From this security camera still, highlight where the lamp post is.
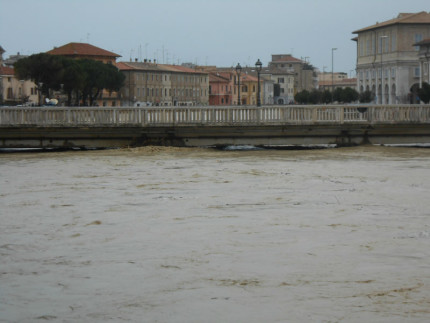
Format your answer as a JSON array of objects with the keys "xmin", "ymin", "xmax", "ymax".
[
  {"xmin": 255, "ymin": 59, "xmax": 262, "ymax": 106},
  {"xmin": 38, "ymin": 82, "xmax": 43, "ymax": 106},
  {"xmin": 235, "ymin": 63, "xmax": 242, "ymax": 105},
  {"xmin": 380, "ymin": 35, "xmax": 388, "ymax": 104},
  {"xmin": 331, "ymin": 48, "xmax": 337, "ymax": 102}
]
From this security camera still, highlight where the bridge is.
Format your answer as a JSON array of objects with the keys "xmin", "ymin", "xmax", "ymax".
[{"xmin": 1, "ymin": 105, "xmax": 430, "ymax": 148}]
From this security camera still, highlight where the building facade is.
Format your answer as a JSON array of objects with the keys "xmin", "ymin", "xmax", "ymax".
[
  {"xmin": 117, "ymin": 61, "xmax": 209, "ymax": 106},
  {"xmin": 0, "ymin": 47, "xmax": 38, "ymax": 106},
  {"xmin": 209, "ymin": 72, "xmax": 231, "ymax": 105},
  {"xmin": 415, "ymin": 38, "xmax": 430, "ymax": 86},
  {"xmin": 353, "ymin": 12, "xmax": 430, "ymax": 104},
  {"xmin": 261, "ymin": 68, "xmax": 295, "ymax": 104},
  {"xmin": 268, "ymin": 54, "xmax": 316, "ymax": 94}
]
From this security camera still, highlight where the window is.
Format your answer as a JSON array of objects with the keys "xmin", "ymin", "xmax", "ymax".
[
  {"xmin": 414, "ymin": 34, "xmax": 423, "ymax": 50},
  {"xmin": 414, "ymin": 67, "xmax": 420, "ymax": 77},
  {"xmin": 391, "ymin": 34, "xmax": 396, "ymax": 51},
  {"xmin": 391, "ymin": 68, "xmax": 396, "ymax": 78},
  {"xmin": 278, "ymin": 78, "xmax": 284, "ymax": 83},
  {"xmin": 366, "ymin": 38, "xmax": 371, "ymax": 56}
]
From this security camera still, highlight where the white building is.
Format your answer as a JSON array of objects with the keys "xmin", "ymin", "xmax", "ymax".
[{"xmin": 353, "ymin": 12, "xmax": 430, "ymax": 104}]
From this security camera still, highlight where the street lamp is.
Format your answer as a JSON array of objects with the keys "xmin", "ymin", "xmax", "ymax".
[
  {"xmin": 331, "ymin": 48, "xmax": 337, "ymax": 102},
  {"xmin": 380, "ymin": 35, "xmax": 388, "ymax": 104},
  {"xmin": 235, "ymin": 63, "xmax": 242, "ymax": 105},
  {"xmin": 255, "ymin": 59, "xmax": 262, "ymax": 107},
  {"xmin": 38, "ymin": 82, "xmax": 43, "ymax": 106}
]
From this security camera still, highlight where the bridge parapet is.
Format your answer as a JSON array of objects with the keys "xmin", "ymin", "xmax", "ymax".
[{"xmin": 1, "ymin": 105, "xmax": 429, "ymax": 127}]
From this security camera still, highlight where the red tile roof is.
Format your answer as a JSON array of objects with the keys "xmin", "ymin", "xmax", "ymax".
[
  {"xmin": 0, "ymin": 66, "xmax": 14, "ymax": 75},
  {"xmin": 47, "ymin": 42, "xmax": 120, "ymax": 58},
  {"xmin": 209, "ymin": 73, "xmax": 230, "ymax": 83},
  {"xmin": 117, "ymin": 61, "xmax": 208, "ymax": 75},
  {"xmin": 240, "ymin": 74, "xmax": 259, "ymax": 82},
  {"xmin": 353, "ymin": 11, "xmax": 430, "ymax": 33},
  {"xmin": 271, "ymin": 55, "xmax": 302, "ymax": 63}
]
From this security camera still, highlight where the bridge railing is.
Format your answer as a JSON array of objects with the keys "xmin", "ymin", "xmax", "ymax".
[{"xmin": 1, "ymin": 105, "xmax": 430, "ymax": 126}]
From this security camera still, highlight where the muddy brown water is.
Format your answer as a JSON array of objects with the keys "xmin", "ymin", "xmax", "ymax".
[{"xmin": 1, "ymin": 146, "xmax": 430, "ymax": 322}]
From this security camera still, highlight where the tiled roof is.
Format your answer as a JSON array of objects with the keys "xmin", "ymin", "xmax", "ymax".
[
  {"xmin": 240, "ymin": 74, "xmax": 259, "ymax": 82},
  {"xmin": 117, "ymin": 61, "xmax": 208, "ymax": 75},
  {"xmin": 209, "ymin": 73, "xmax": 230, "ymax": 83},
  {"xmin": 353, "ymin": 11, "xmax": 430, "ymax": 33},
  {"xmin": 162, "ymin": 64, "xmax": 207, "ymax": 74},
  {"xmin": 271, "ymin": 55, "xmax": 302, "ymax": 63},
  {"xmin": 116, "ymin": 62, "xmax": 138, "ymax": 71},
  {"xmin": 0, "ymin": 66, "xmax": 14, "ymax": 75},
  {"xmin": 47, "ymin": 42, "xmax": 120, "ymax": 58}
]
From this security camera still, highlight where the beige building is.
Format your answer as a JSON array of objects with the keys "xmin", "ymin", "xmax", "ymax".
[
  {"xmin": 118, "ymin": 61, "xmax": 209, "ymax": 106},
  {"xmin": 261, "ymin": 68, "xmax": 295, "ymax": 104},
  {"xmin": 268, "ymin": 54, "xmax": 316, "ymax": 94},
  {"xmin": 353, "ymin": 12, "xmax": 430, "ymax": 104},
  {"xmin": 0, "ymin": 47, "xmax": 38, "ymax": 106}
]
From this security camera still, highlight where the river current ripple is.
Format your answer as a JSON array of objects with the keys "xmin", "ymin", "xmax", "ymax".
[{"xmin": 1, "ymin": 146, "xmax": 430, "ymax": 322}]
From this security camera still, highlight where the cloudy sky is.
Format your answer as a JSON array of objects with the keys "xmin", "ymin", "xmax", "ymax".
[{"xmin": 1, "ymin": 0, "xmax": 428, "ymax": 75}]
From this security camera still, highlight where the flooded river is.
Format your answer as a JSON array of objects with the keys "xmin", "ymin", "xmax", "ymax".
[{"xmin": 1, "ymin": 146, "xmax": 430, "ymax": 322}]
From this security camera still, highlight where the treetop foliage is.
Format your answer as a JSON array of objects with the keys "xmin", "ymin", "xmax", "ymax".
[{"xmin": 14, "ymin": 53, "xmax": 125, "ymax": 106}]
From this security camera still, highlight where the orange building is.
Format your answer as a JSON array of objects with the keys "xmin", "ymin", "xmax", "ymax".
[{"xmin": 209, "ymin": 72, "xmax": 232, "ymax": 105}]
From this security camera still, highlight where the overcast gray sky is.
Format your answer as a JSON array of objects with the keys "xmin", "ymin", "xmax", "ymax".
[{"xmin": 1, "ymin": 0, "xmax": 429, "ymax": 75}]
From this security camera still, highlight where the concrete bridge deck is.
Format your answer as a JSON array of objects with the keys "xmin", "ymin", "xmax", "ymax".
[{"xmin": 1, "ymin": 105, "xmax": 430, "ymax": 148}]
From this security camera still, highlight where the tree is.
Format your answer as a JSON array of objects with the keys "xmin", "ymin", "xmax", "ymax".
[
  {"xmin": 321, "ymin": 90, "xmax": 332, "ymax": 104},
  {"xmin": 342, "ymin": 87, "xmax": 359, "ymax": 103},
  {"xmin": 359, "ymin": 90, "xmax": 374, "ymax": 103},
  {"xmin": 78, "ymin": 59, "xmax": 125, "ymax": 106},
  {"xmin": 418, "ymin": 82, "xmax": 430, "ymax": 104},
  {"xmin": 332, "ymin": 87, "xmax": 344, "ymax": 103},
  {"xmin": 14, "ymin": 53, "xmax": 125, "ymax": 106},
  {"xmin": 308, "ymin": 89, "xmax": 322, "ymax": 104},
  {"xmin": 294, "ymin": 90, "xmax": 310, "ymax": 104},
  {"xmin": 14, "ymin": 53, "xmax": 65, "ymax": 100}
]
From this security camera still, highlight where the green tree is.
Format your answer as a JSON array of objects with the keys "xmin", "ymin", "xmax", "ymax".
[
  {"xmin": 359, "ymin": 90, "xmax": 374, "ymax": 103},
  {"xmin": 79, "ymin": 59, "xmax": 125, "ymax": 106},
  {"xmin": 294, "ymin": 90, "xmax": 310, "ymax": 104},
  {"xmin": 14, "ymin": 53, "xmax": 64, "ymax": 101},
  {"xmin": 308, "ymin": 89, "xmax": 322, "ymax": 104},
  {"xmin": 418, "ymin": 82, "xmax": 430, "ymax": 104},
  {"xmin": 14, "ymin": 53, "xmax": 125, "ymax": 106},
  {"xmin": 321, "ymin": 90, "xmax": 332, "ymax": 104},
  {"xmin": 332, "ymin": 88, "xmax": 343, "ymax": 103},
  {"xmin": 342, "ymin": 87, "xmax": 359, "ymax": 103}
]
